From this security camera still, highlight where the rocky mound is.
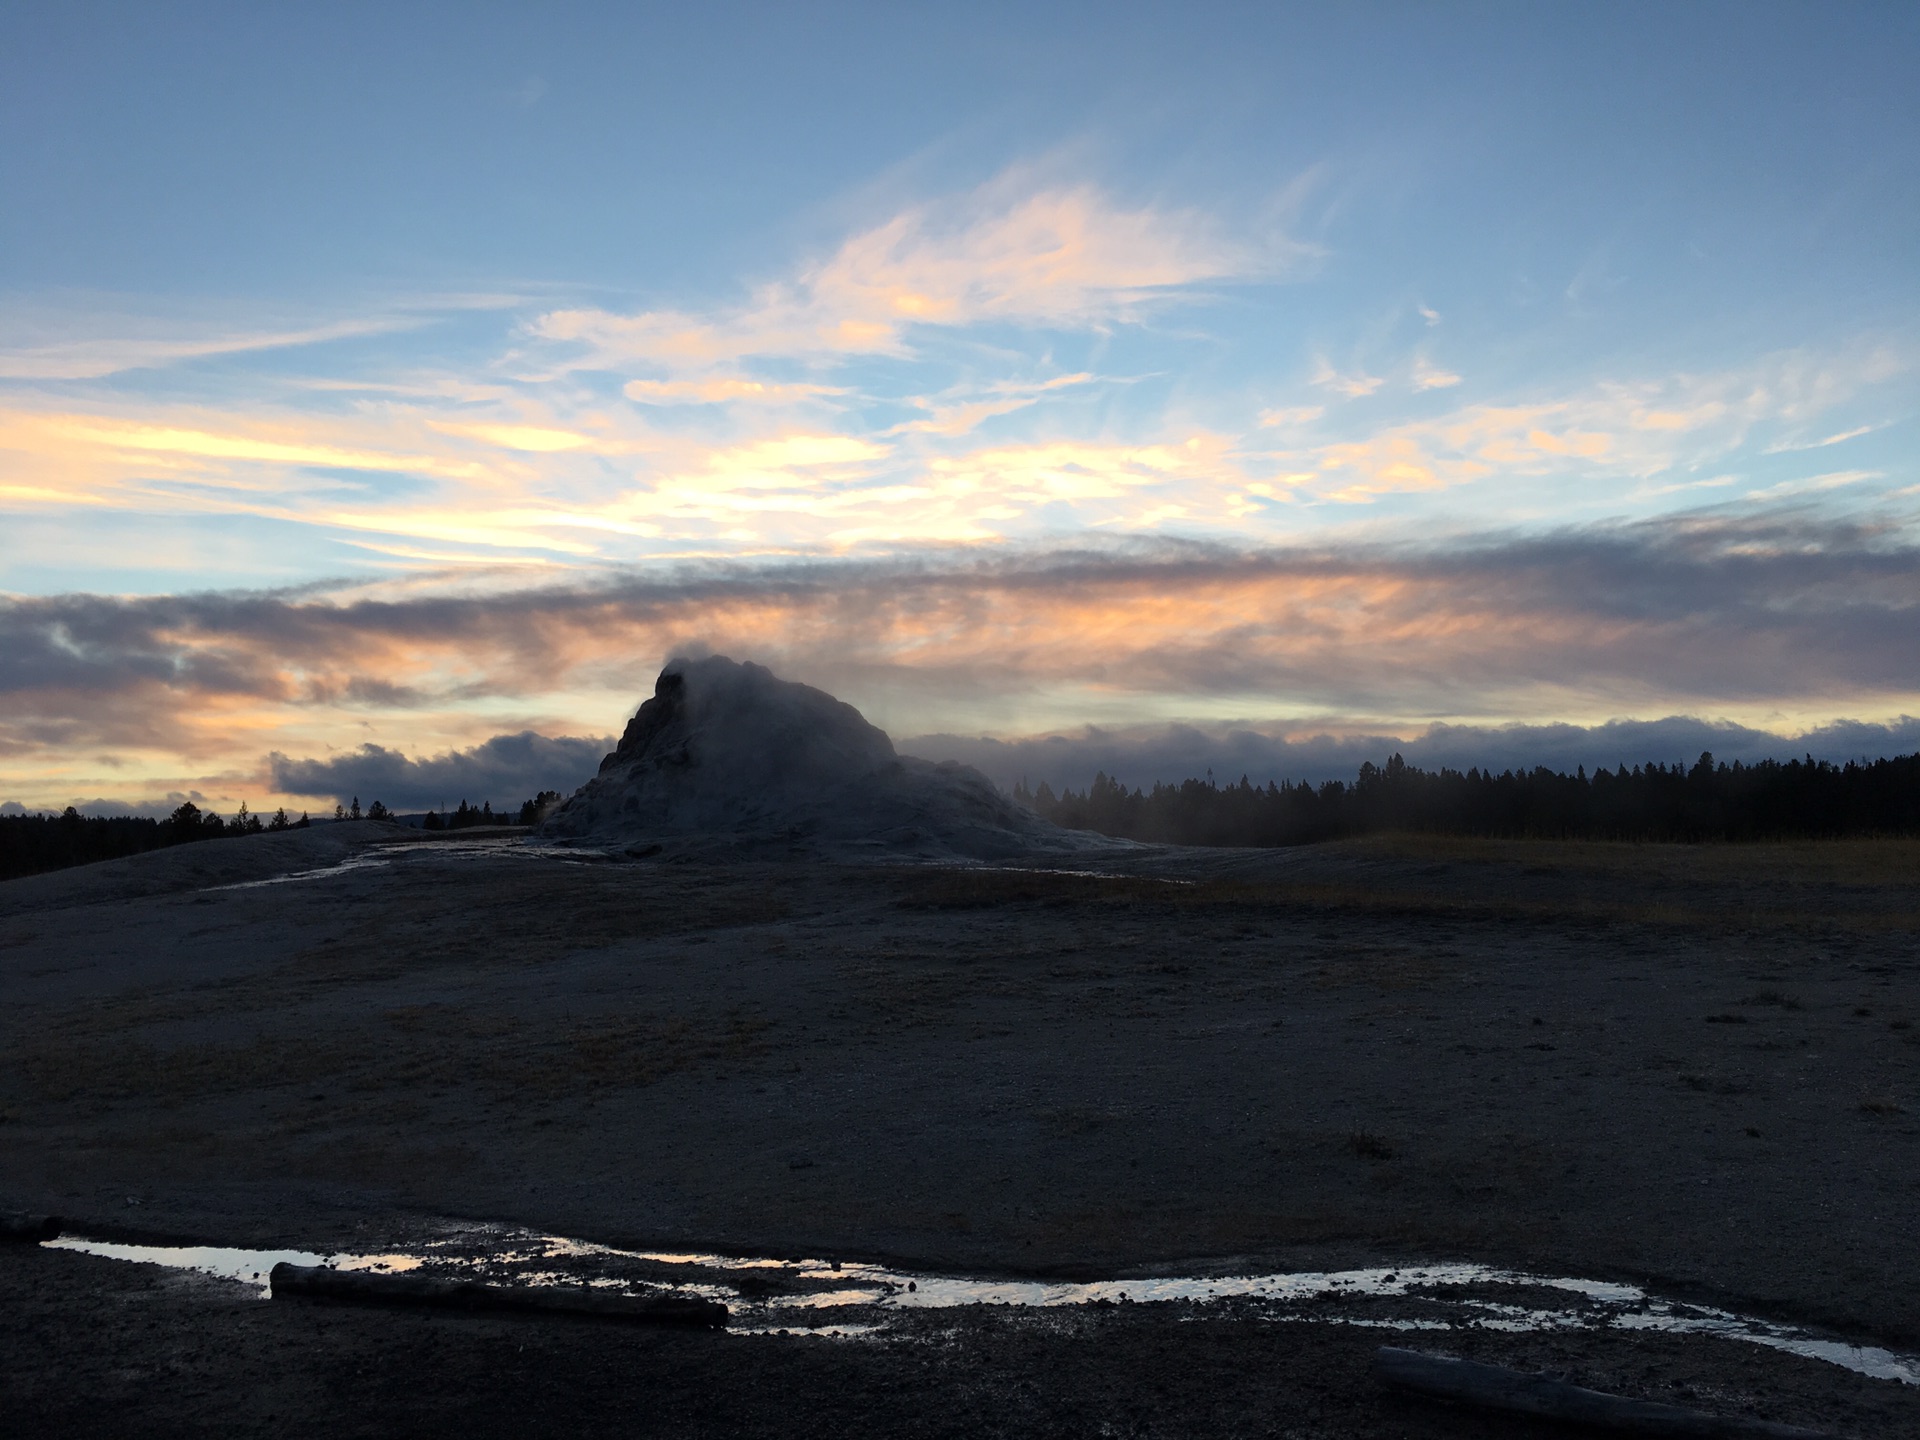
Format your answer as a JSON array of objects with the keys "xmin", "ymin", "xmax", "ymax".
[{"xmin": 541, "ymin": 656, "xmax": 1100, "ymax": 860}]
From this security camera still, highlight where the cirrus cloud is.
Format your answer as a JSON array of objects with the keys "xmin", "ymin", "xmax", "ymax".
[{"xmin": 531, "ymin": 177, "xmax": 1278, "ymax": 375}]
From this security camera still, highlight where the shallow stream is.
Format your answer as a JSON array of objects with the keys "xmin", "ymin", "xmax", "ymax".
[
  {"xmin": 209, "ymin": 836, "xmax": 605, "ymax": 891},
  {"xmin": 45, "ymin": 1229, "xmax": 1918, "ymax": 1384}
]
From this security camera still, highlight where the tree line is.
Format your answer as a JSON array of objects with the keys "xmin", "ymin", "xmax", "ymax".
[
  {"xmin": 0, "ymin": 789, "xmax": 568, "ymax": 882},
  {"xmin": 0, "ymin": 800, "xmax": 309, "ymax": 881},
  {"xmin": 1013, "ymin": 751, "xmax": 1920, "ymax": 846},
  {"xmin": 419, "ymin": 792, "xmax": 562, "ymax": 830}
]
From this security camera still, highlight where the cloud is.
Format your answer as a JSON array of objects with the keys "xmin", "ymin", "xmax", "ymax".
[
  {"xmin": 1631, "ymin": 475, "xmax": 1738, "ymax": 499},
  {"xmin": 905, "ymin": 714, "xmax": 1920, "ymax": 793},
  {"xmin": 1565, "ymin": 249, "xmax": 1626, "ymax": 308},
  {"xmin": 622, "ymin": 377, "xmax": 845, "ymax": 406},
  {"xmin": 892, "ymin": 373, "xmax": 1099, "ymax": 438},
  {"xmin": 532, "ymin": 177, "xmax": 1265, "ymax": 372},
  {"xmin": 1412, "ymin": 357, "xmax": 1462, "ymax": 390},
  {"xmin": 0, "ymin": 398, "xmax": 1244, "ymax": 558},
  {"xmin": 924, "ymin": 436, "xmax": 1226, "ymax": 508},
  {"xmin": 0, "ymin": 398, "xmax": 671, "ymax": 561},
  {"xmin": 52, "ymin": 416, "xmax": 480, "ymax": 475},
  {"xmin": 231, "ymin": 709, "xmax": 1920, "ymax": 814},
  {"xmin": 1, "ymin": 306, "xmax": 1900, "ymax": 565},
  {"xmin": 426, "ymin": 422, "xmax": 595, "ymax": 453},
  {"xmin": 1309, "ymin": 357, "xmax": 1383, "ymax": 398},
  {"xmin": 1764, "ymin": 424, "xmax": 1882, "ymax": 454},
  {"xmin": 0, "ymin": 316, "xmax": 427, "ymax": 381},
  {"xmin": 0, "ymin": 406, "xmax": 496, "ymax": 519},
  {"xmin": 1, "ymin": 507, "xmax": 1915, "ymax": 796},
  {"xmin": 268, "ymin": 731, "xmax": 611, "ymax": 810},
  {"xmin": 1292, "ymin": 347, "xmax": 1906, "ymax": 504},
  {"xmin": 626, "ymin": 434, "xmax": 896, "ymax": 526},
  {"xmin": 1742, "ymin": 470, "xmax": 1881, "ymax": 502}
]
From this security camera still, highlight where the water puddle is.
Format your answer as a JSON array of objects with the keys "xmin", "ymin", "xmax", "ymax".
[
  {"xmin": 44, "ymin": 1229, "xmax": 1918, "ymax": 1383},
  {"xmin": 45, "ymin": 1238, "xmax": 421, "ymax": 1287},
  {"xmin": 958, "ymin": 864, "xmax": 1191, "ymax": 885},
  {"xmin": 211, "ymin": 854, "xmax": 399, "ymax": 891}
]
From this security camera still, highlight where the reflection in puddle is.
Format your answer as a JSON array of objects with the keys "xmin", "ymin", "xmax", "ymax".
[
  {"xmin": 45, "ymin": 1230, "xmax": 1919, "ymax": 1385},
  {"xmin": 209, "ymin": 837, "xmax": 610, "ymax": 891},
  {"xmin": 957, "ymin": 864, "xmax": 1190, "ymax": 885},
  {"xmin": 44, "ymin": 1238, "xmax": 420, "ymax": 1289},
  {"xmin": 211, "ymin": 855, "xmax": 396, "ymax": 891}
]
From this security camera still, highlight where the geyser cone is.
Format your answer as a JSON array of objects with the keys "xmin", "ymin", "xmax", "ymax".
[{"xmin": 542, "ymin": 655, "xmax": 1096, "ymax": 860}]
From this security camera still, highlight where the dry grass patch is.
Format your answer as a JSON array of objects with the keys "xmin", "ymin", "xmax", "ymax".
[
  {"xmin": 1340, "ymin": 833, "xmax": 1920, "ymax": 887},
  {"xmin": 382, "ymin": 1004, "xmax": 522, "ymax": 1040},
  {"xmin": 834, "ymin": 962, "xmax": 964, "ymax": 1027},
  {"xmin": 288, "ymin": 868, "xmax": 797, "ymax": 981},
  {"xmin": 892, "ymin": 869, "xmax": 1169, "ymax": 910},
  {"xmin": 878, "ymin": 843, "xmax": 1920, "ymax": 937},
  {"xmin": 1309, "ymin": 944, "xmax": 1456, "ymax": 993},
  {"xmin": 886, "ymin": 859, "xmax": 1920, "ymax": 933},
  {"xmin": 1035, "ymin": 1106, "xmax": 1116, "ymax": 1138},
  {"xmin": 476, "ymin": 1010, "xmax": 776, "ymax": 1098},
  {"xmin": 1348, "ymin": 1130, "xmax": 1395, "ymax": 1160},
  {"xmin": 11, "ymin": 1033, "xmax": 357, "ymax": 1104}
]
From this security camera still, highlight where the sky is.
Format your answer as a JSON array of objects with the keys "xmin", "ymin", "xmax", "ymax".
[{"xmin": 2, "ymin": 2, "xmax": 1917, "ymax": 814}]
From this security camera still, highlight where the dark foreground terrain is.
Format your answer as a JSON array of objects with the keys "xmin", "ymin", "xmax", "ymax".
[
  {"xmin": 3, "ymin": 824, "xmax": 1917, "ymax": 1435},
  {"xmin": 10, "ymin": 1241, "xmax": 1918, "ymax": 1439}
]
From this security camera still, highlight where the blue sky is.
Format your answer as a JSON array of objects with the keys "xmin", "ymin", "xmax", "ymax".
[{"xmin": 1, "ymin": 3, "xmax": 1916, "ymax": 811}]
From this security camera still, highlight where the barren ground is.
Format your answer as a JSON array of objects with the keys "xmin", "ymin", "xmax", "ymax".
[{"xmin": 3, "ymin": 824, "xmax": 1917, "ymax": 1436}]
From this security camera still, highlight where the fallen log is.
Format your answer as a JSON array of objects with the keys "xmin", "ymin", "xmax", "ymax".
[
  {"xmin": 269, "ymin": 1263, "xmax": 727, "ymax": 1329},
  {"xmin": 1374, "ymin": 1347, "xmax": 1839, "ymax": 1439},
  {"xmin": 1, "ymin": 1213, "xmax": 61, "ymax": 1243}
]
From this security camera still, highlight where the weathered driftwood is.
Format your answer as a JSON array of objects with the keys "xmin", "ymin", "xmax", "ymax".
[
  {"xmin": 269, "ymin": 1263, "xmax": 727, "ymax": 1329},
  {"xmin": 1, "ymin": 1213, "xmax": 61, "ymax": 1243},
  {"xmin": 1374, "ymin": 1347, "xmax": 1839, "ymax": 1439}
]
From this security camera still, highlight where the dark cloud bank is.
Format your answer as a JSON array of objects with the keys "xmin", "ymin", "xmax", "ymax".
[
  {"xmin": 268, "ymin": 732, "xmax": 612, "ymax": 813},
  {"xmin": 254, "ymin": 715, "xmax": 1920, "ymax": 815},
  {"xmin": 2, "ymin": 508, "xmax": 1916, "ymax": 730},
  {"xmin": 903, "ymin": 715, "xmax": 1920, "ymax": 794},
  {"xmin": 3, "ymin": 506, "xmax": 1916, "ymax": 809}
]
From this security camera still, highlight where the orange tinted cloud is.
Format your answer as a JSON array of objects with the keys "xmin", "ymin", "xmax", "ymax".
[
  {"xmin": 427, "ymin": 422, "xmax": 597, "ymax": 452},
  {"xmin": 1412, "ymin": 358, "xmax": 1462, "ymax": 390},
  {"xmin": 532, "ymin": 180, "xmax": 1263, "ymax": 372},
  {"xmin": 0, "ymin": 338, "xmax": 1901, "ymax": 566},
  {"xmin": 5, "ymin": 511, "xmax": 1916, "ymax": 808},
  {"xmin": 2, "ymin": 411, "xmax": 481, "ymax": 480},
  {"xmin": 622, "ymin": 377, "xmax": 845, "ymax": 405}
]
